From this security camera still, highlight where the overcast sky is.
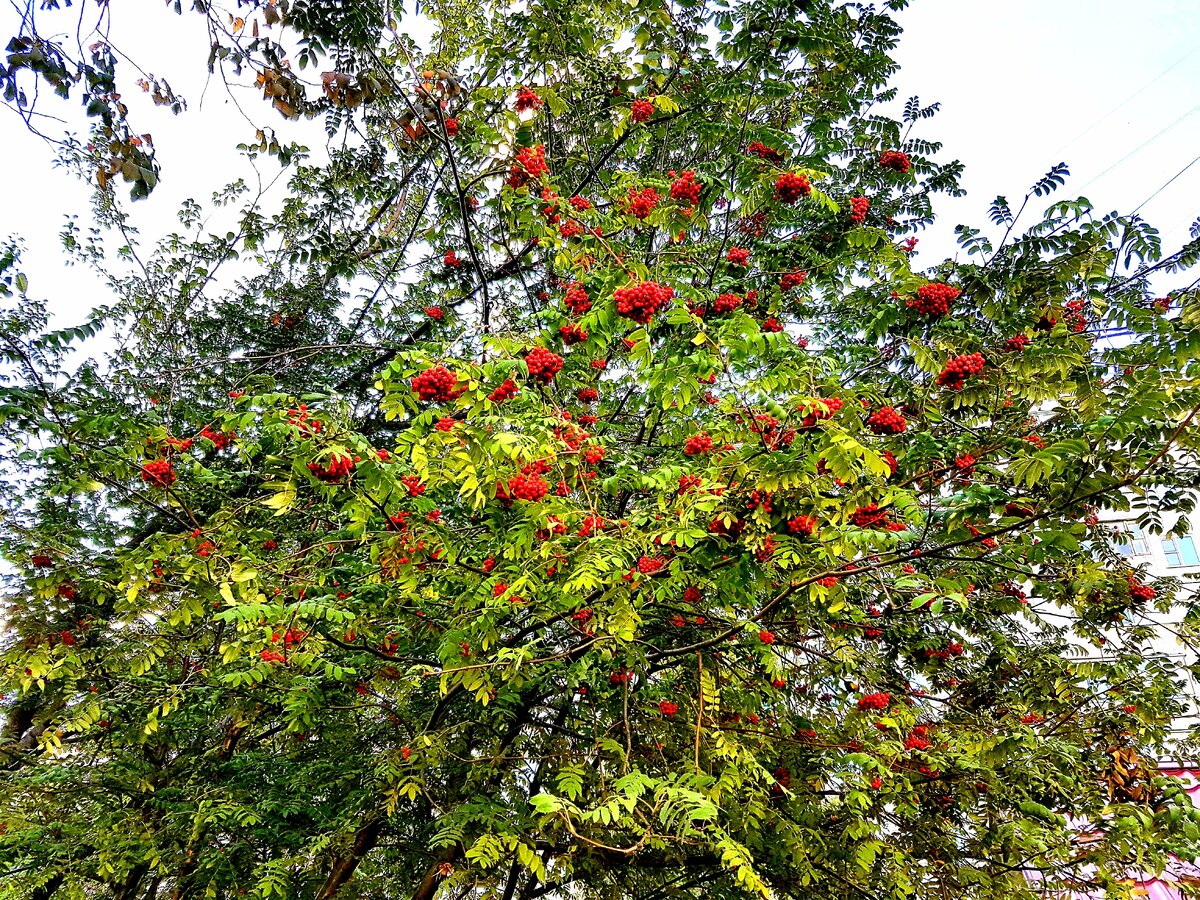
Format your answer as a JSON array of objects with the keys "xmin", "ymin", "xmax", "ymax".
[{"xmin": 1, "ymin": 0, "xmax": 1197, "ymax": 326}]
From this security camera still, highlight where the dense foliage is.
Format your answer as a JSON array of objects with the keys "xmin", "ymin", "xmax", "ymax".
[{"xmin": 4, "ymin": 1, "xmax": 1200, "ymax": 899}]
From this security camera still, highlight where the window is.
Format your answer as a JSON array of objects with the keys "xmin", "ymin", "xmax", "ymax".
[
  {"xmin": 1115, "ymin": 523, "xmax": 1150, "ymax": 557},
  {"xmin": 1162, "ymin": 536, "xmax": 1200, "ymax": 567}
]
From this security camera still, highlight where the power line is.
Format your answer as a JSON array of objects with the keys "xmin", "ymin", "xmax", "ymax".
[
  {"xmin": 1052, "ymin": 46, "xmax": 1200, "ymax": 158},
  {"xmin": 1132, "ymin": 150, "xmax": 1200, "ymax": 216},
  {"xmin": 1076, "ymin": 101, "xmax": 1200, "ymax": 193}
]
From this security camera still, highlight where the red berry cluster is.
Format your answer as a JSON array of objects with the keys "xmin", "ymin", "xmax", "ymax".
[
  {"xmin": 631, "ymin": 98, "xmax": 654, "ymax": 122},
  {"xmin": 506, "ymin": 144, "xmax": 549, "ymax": 189},
  {"xmin": 1004, "ymin": 333, "xmax": 1030, "ymax": 353},
  {"xmin": 936, "ymin": 352, "xmax": 985, "ymax": 390},
  {"xmin": 489, "ymin": 379, "xmax": 519, "ymax": 404},
  {"xmin": 507, "ymin": 473, "xmax": 549, "ymax": 501},
  {"xmin": 401, "ymin": 475, "xmax": 425, "ymax": 497},
  {"xmin": 443, "ymin": 250, "xmax": 461, "ymax": 268},
  {"xmin": 849, "ymin": 503, "xmax": 889, "ymax": 529},
  {"xmin": 668, "ymin": 170, "xmax": 702, "ymax": 208},
  {"xmin": 623, "ymin": 186, "xmax": 661, "ymax": 220},
  {"xmin": 659, "ymin": 700, "xmax": 678, "ymax": 716},
  {"xmin": 684, "ymin": 585, "xmax": 701, "ymax": 604},
  {"xmin": 800, "ymin": 396, "xmax": 843, "ymax": 429},
  {"xmin": 879, "ymin": 150, "xmax": 911, "ymax": 173},
  {"xmin": 1128, "ymin": 575, "xmax": 1156, "ymax": 603},
  {"xmin": 954, "ymin": 454, "xmax": 976, "ymax": 476},
  {"xmin": 780, "ymin": 269, "xmax": 807, "ymax": 292},
  {"xmin": 435, "ymin": 417, "xmax": 456, "ymax": 432},
  {"xmin": 444, "ymin": 117, "xmax": 459, "ymax": 136},
  {"xmin": 569, "ymin": 195, "xmax": 592, "ymax": 211},
  {"xmin": 907, "ymin": 283, "xmax": 960, "ymax": 317},
  {"xmin": 610, "ymin": 669, "xmax": 633, "ymax": 685},
  {"xmin": 200, "ymin": 426, "xmax": 235, "ymax": 449},
  {"xmin": 867, "ymin": 406, "xmax": 907, "ymax": 435},
  {"xmin": 848, "ymin": 196, "xmax": 869, "ymax": 224},
  {"xmin": 424, "ymin": 306, "xmax": 445, "ymax": 321},
  {"xmin": 412, "ymin": 365, "xmax": 464, "ymax": 402},
  {"xmin": 684, "ymin": 433, "xmax": 713, "ymax": 455},
  {"xmin": 308, "ymin": 453, "xmax": 357, "ymax": 483},
  {"xmin": 774, "ymin": 172, "xmax": 811, "ymax": 204},
  {"xmin": 788, "ymin": 514, "xmax": 817, "ymax": 536},
  {"xmin": 713, "ymin": 293, "xmax": 742, "ymax": 314},
  {"xmin": 727, "ymin": 247, "xmax": 750, "ymax": 266},
  {"xmin": 761, "ymin": 317, "xmax": 783, "ymax": 333},
  {"xmin": 141, "ymin": 459, "xmax": 176, "ymax": 489},
  {"xmin": 637, "ymin": 555, "xmax": 666, "ymax": 574},
  {"xmin": 904, "ymin": 727, "xmax": 932, "ymax": 750},
  {"xmin": 560, "ymin": 323, "xmax": 588, "ymax": 345},
  {"xmin": 614, "ymin": 281, "xmax": 674, "ymax": 324},
  {"xmin": 857, "ymin": 692, "xmax": 891, "ymax": 711},
  {"xmin": 558, "ymin": 220, "xmax": 582, "ymax": 239},
  {"xmin": 758, "ymin": 630, "xmax": 775, "ymax": 645},
  {"xmin": 746, "ymin": 141, "xmax": 783, "ymax": 163},
  {"xmin": 525, "ymin": 347, "xmax": 564, "ymax": 383},
  {"xmin": 577, "ymin": 387, "xmax": 599, "ymax": 403},
  {"xmin": 563, "ymin": 282, "xmax": 591, "ymax": 316},
  {"xmin": 515, "ymin": 86, "xmax": 543, "ymax": 111}
]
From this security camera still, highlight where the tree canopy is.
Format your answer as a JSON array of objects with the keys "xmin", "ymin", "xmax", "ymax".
[{"xmin": 4, "ymin": 1, "xmax": 1200, "ymax": 900}]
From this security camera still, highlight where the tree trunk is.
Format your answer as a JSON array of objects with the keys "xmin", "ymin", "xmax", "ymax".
[{"xmin": 314, "ymin": 815, "xmax": 386, "ymax": 900}]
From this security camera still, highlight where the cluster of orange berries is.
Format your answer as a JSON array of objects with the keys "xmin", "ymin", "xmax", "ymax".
[
  {"xmin": 774, "ymin": 172, "xmax": 811, "ymax": 204},
  {"xmin": 525, "ymin": 347, "xmax": 563, "ymax": 382},
  {"xmin": 489, "ymin": 379, "xmax": 519, "ymax": 404},
  {"xmin": 506, "ymin": 144, "xmax": 548, "ymax": 188},
  {"xmin": 746, "ymin": 141, "xmax": 783, "ymax": 163},
  {"xmin": 857, "ymin": 692, "xmax": 890, "ymax": 711},
  {"xmin": 879, "ymin": 150, "xmax": 911, "ymax": 173},
  {"xmin": 713, "ymin": 293, "xmax": 742, "ymax": 314},
  {"xmin": 867, "ymin": 406, "xmax": 906, "ymax": 435},
  {"xmin": 308, "ymin": 453, "xmax": 357, "ymax": 483},
  {"xmin": 564, "ymin": 282, "xmax": 591, "ymax": 316},
  {"xmin": 515, "ymin": 86, "xmax": 542, "ymax": 111},
  {"xmin": 623, "ymin": 186, "xmax": 660, "ymax": 219},
  {"xmin": 412, "ymin": 365, "xmax": 464, "ymax": 402},
  {"xmin": 668, "ymin": 170, "xmax": 702, "ymax": 208},
  {"xmin": 780, "ymin": 269, "xmax": 807, "ymax": 291},
  {"xmin": 505, "ymin": 472, "xmax": 549, "ymax": 501},
  {"xmin": 936, "ymin": 353, "xmax": 985, "ymax": 390},
  {"xmin": 907, "ymin": 283, "xmax": 960, "ymax": 317},
  {"xmin": 614, "ymin": 281, "xmax": 674, "ymax": 324},
  {"xmin": 559, "ymin": 323, "xmax": 587, "ymax": 345},
  {"xmin": 141, "ymin": 459, "xmax": 176, "ymax": 488}
]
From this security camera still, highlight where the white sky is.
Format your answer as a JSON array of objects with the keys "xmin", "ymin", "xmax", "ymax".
[{"xmin": 1, "ymin": 0, "xmax": 1197, "ymax": 326}]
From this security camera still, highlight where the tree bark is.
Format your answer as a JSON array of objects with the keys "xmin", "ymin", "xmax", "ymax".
[{"xmin": 314, "ymin": 815, "xmax": 387, "ymax": 900}]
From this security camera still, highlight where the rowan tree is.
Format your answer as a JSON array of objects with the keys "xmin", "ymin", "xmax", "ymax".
[{"xmin": 3, "ymin": 1, "xmax": 1200, "ymax": 900}]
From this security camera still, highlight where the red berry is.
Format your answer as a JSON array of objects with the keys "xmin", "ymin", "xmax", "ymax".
[
  {"xmin": 774, "ymin": 172, "xmax": 811, "ymax": 204},
  {"xmin": 879, "ymin": 150, "xmax": 911, "ymax": 174},
  {"xmin": 525, "ymin": 347, "xmax": 564, "ymax": 383},
  {"xmin": 907, "ymin": 283, "xmax": 960, "ymax": 318},
  {"xmin": 936, "ymin": 353, "xmax": 985, "ymax": 391},
  {"xmin": 515, "ymin": 86, "xmax": 543, "ymax": 111},
  {"xmin": 614, "ymin": 281, "xmax": 674, "ymax": 324},
  {"xmin": 412, "ymin": 365, "xmax": 465, "ymax": 402},
  {"xmin": 867, "ymin": 406, "xmax": 906, "ymax": 435}
]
